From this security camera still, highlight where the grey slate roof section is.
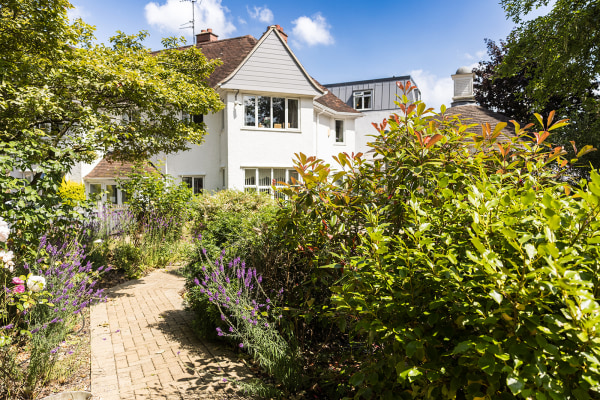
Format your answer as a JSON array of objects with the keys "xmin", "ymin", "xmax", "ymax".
[{"xmin": 324, "ymin": 76, "xmax": 419, "ymax": 112}]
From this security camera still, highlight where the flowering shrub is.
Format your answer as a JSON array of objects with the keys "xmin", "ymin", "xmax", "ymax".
[
  {"xmin": 0, "ymin": 217, "xmax": 106, "ymax": 397},
  {"xmin": 188, "ymin": 242, "xmax": 301, "ymax": 393},
  {"xmin": 58, "ymin": 179, "xmax": 86, "ymax": 207}
]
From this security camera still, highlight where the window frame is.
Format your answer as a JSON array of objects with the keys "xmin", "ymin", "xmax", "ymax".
[
  {"xmin": 87, "ymin": 182, "xmax": 127, "ymax": 205},
  {"xmin": 243, "ymin": 168, "xmax": 300, "ymax": 199},
  {"xmin": 243, "ymin": 94, "xmax": 300, "ymax": 131},
  {"xmin": 334, "ymin": 119, "xmax": 345, "ymax": 144},
  {"xmin": 181, "ymin": 175, "xmax": 204, "ymax": 195},
  {"xmin": 353, "ymin": 90, "xmax": 373, "ymax": 110}
]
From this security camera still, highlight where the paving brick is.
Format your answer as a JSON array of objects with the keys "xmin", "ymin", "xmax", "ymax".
[{"xmin": 91, "ymin": 267, "xmax": 253, "ymax": 399}]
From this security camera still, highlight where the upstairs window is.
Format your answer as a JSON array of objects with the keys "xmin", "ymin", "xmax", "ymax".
[
  {"xmin": 335, "ymin": 120, "xmax": 344, "ymax": 143},
  {"xmin": 353, "ymin": 90, "xmax": 372, "ymax": 110},
  {"xmin": 244, "ymin": 95, "xmax": 299, "ymax": 130}
]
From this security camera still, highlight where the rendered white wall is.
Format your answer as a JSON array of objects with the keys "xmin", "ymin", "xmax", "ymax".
[
  {"xmin": 355, "ymin": 110, "xmax": 393, "ymax": 157},
  {"xmin": 315, "ymin": 113, "xmax": 356, "ymax": 168},
  {"xmin": 160, "ymin": 111, "xmax": 224, "ymax": 192},
  {"xmin": 225, "ymin": 91, "xmax": 316, "ymax": 190}
]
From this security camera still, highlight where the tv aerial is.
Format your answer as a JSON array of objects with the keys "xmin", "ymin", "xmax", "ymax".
[{"xmin": 180, "ymin": 0, "xmax": 201, "ymax": 45}]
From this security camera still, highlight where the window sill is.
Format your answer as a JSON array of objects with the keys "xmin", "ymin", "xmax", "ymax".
[
  {"xmin": 241, "ymin": 127, "xmax": 302, "ymax": 133},
  {"xmin": 334, "ymin": 142, "xmax": 346, "ymax": 146}
]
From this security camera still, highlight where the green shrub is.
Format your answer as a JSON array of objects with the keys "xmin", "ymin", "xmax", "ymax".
[
  {"xmin": 111, "ymin": 242, "xmax": 144, "ymax": 279},
  {"xmin": 279, "ymin": 84, "xmax": 600, "ymax": 399}
]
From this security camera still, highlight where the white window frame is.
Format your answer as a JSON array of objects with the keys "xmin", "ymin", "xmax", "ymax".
[
  {"xmin": 243, "ymin": 168, "xmax": 299, "ymax": 199},
  {"xmin": 243, "ymin": 95, "xmax": 300, "ymax": 131},
  {"xmin": 353, "ymin": 90, "xmax": 373, "ymax": 110},
  {"xmin": 181, "ymin": 176, "xmax": 204, "ymax": 194},
  {"xmin": 334, "ymin": 120, "xmax": 345, "ymax": 144},
  {"xmin": 87, "ymin": 182, "xmax": 126, "ymax": 205}
]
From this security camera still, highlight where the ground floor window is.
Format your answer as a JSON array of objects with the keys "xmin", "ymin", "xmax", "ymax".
[
  {"xmin": 87, "ymin": 182, "xmax": 125, "ymax": 205},
  {"xmin": 243, "ymin": 168, "xmax": 299, "ymax": 198},
  {"xmin": 182, "ymin": 176, "xmax": 204, "ymax": 194}
]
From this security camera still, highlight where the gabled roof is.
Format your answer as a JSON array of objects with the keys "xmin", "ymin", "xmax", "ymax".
[{"xmin": 168, "ymin": 27, "xmax": 358, "ymax": 115}]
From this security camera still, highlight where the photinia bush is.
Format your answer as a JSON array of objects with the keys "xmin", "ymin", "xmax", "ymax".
[{"xmin": 278, "ymin": 83, "xmax": 600, "ymax": 399}]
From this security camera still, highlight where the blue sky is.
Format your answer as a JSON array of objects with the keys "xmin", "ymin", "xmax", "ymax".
[{"xmin": 68, "ymin": 0, "xmax": 541, "ymax": 110}]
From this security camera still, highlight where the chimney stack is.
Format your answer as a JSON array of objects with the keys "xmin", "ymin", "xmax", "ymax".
[
  {"xmin": 196, "ymin": 28, "xmax": 219, "ymax": 44},
  {"xmin": 270, "ymin": 25, "xmax": 288, "ymax": 43},
  {"xmin": 451, "ymin": 66, "xmax": 476, "ymax": 107}
]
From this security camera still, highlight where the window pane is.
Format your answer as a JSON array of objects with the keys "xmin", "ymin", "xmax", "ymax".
[
  {"xmin": 182, "ymin": 176, "xmax": 192, "ymax": 188},
  {"xmin": 258, "ymin": 168, "xmax": 271, "ymax": 186},
  {"xmin": 244, "ymin": 169, "xmax": 256, "ymax": 186},
  {"xmin": 363, "ymin": 93, "xmax": 372, "ymax": 109},
  {"xmin": 89, "ymin": 184, "xmax": 101, "ymax": 196},
  {"xmin": 288, "ymin": 99, "xmax": 299, "ymax": 129},
  {"xmin": 107, "ymin": 185, "xmax": 118, "ymax": 204},
  {"xmin": 244, "ymin": 96, "xmax": 255, "ymax": 126},
  {"xmin": 335, "ymin": 120, "xmax": 344, "ymax": 143},
  {"xmin": 193, "ymin": 177, "xmax": 203, "ymax": 194},
  {"xmin": 121, "ymin": 188, "xmax": 129, "ymax": 204},
  {"xmin": 258, "ymin": 96, "xmax": 271, "ymax": 128},
  {"xmin": 273, "ymin": 169, "xmax": 286, "ymax": 186},
  {"xmin": 192, "ymin": 114, "xmax": 204, "ymax": 124},
  {"xmin": 354, "ymin": 96, "xmax": 363, "ymax": 109},
  {"xmin": 272, "ymin": 98, "xmax": 285, "ymax": 129},
  {"xmin": 288, "ymin": 170, "xmax": 299, "ymax": 184}
]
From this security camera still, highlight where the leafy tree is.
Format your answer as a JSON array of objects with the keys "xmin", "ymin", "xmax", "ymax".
[
  {"xmin": 489, "ymin": 0, "xmax": 600, "ymax": 169},
  {"xmin": 0, "ymin": 0, "xmax": 223, "ymax": 250}
]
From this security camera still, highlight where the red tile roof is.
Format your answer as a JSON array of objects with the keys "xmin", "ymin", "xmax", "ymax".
[
  {"xmin": 85, "ymin": 157, "xmax": 156, "ymax": 179},
  {"xmin": 158, "ymin": 31, "xmax": 356, "ymax": 114},
  {"xmin": 444, "ymin": 105, "xmax": 515, "ymax": 142},
  {"xmin": 195, "ymin": 35, "xmax": 258, "ymax": 87}
]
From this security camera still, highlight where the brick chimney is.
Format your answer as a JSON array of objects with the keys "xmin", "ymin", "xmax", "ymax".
[
  {"xmin": 270, "ymin": 25, "xmax": 288, "ymax": 43},
  {"xmin": 196, "ymin": 29, "xmax": 219, "ymax": 44}
]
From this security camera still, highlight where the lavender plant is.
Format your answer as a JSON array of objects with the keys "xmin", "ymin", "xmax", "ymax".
[
  {"xmin": 190, "ymin": 243, "xmax": 302, "ymax": 392},
  {"xmin": 0, "ymin": 217, "xmax": 107, "ymax": 398}
]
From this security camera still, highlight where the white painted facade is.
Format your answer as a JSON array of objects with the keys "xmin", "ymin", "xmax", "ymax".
[{"xmin": 76, "ymin": 26, "xmax": 361, "ymax": 197}]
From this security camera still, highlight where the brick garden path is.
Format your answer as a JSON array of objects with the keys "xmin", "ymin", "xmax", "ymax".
[{"xmin": 90, "ymin": 267, "xmax": 252, "ymax": 399}]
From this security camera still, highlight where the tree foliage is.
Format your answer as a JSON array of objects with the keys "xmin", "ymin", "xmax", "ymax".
[
  {"xmin": 488, "ymin": 0, "xmax": 600, "ymax": 169},
  {"xmin": 0, "ymin": 0, "xmax": 223, "ymax": 250}
]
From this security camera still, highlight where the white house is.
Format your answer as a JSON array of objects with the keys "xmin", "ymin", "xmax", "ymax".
[{"xmin": 76, "ymin": 25, "xmax": 361, "ymax": 202}]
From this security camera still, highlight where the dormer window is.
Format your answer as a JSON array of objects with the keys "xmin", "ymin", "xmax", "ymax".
[
  {"xmin": 353, "ymin": 90, "xmax": 372, "ymax": 110},
  {"xmin": 243, "ymin": 95, "xmax": 299, "ymax": 130}
]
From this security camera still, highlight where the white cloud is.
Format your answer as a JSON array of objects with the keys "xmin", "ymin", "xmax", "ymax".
[
  {"xmin": 464, "ymin": 50, "xmax": 486, "ymax": 61},
  {"xmin": 145, "ymin": 0, "xmax": 236, "ymax": 39},
  {"xmin": 409, "ymin": 69, "xmax": 453, "ymax": 111},
  {"xmin": 67, "ymin": 3, "xmax": 89, "ymax": 20},
  {"xmin": 238, "ymin": 17, "xmax": 247, "ymax": 25},
  {"xmin": 247, "ymin": 5, "xmax": 274, "ymax": 24},
  {"xmin": 291, "ymin": 13, "xmax": 334, "ymax": 47}
]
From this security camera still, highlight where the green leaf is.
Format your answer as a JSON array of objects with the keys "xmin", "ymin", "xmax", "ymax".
[
  {"xmin": 350, "ymin": 372, "xmax": 365, "ymax": 387},
  {"xmin": 490, "ymin": 290, "xmax": 503, "ymax": 305},
  {"xmin": 507, "ymin": 375, "xmax": 525, "ymax": 394}
]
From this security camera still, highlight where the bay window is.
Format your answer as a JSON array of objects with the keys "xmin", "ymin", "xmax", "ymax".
[{"xmin": 244, "ymin": 95, "xmax": 299, "ymax": 130}]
